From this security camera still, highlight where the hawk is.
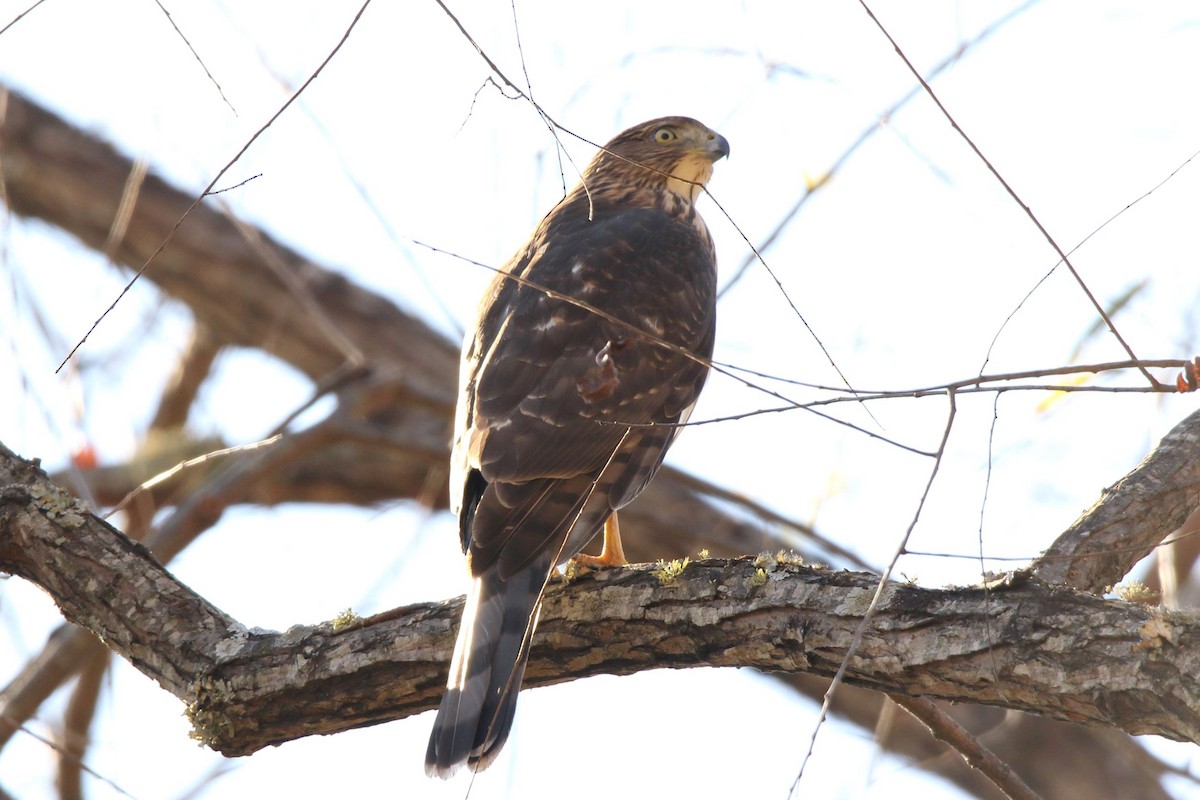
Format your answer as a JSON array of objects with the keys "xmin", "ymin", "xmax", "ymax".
[{"xmin": 425, "ymin": 116, "xmax": 729, "ymax": 777}]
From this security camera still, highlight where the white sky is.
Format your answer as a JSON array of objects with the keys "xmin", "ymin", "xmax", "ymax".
[{"xmin": 2, "ymin": 0, "xmax": 1200, "ymax": 798}]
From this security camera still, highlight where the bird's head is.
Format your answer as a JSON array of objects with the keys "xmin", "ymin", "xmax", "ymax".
[{"xmin": 587, "ymin": 116, "xmax": 730, "ymax": 204}]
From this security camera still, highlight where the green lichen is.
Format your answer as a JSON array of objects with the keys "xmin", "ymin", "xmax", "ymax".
[
  {"xmin": 29, "ymin": 479, "xmax": 88, "ymax": 528},
  {"xmin": 331, "ymin": 608, "xmax": 360, "ymax": 631},
  {"xmin": 559, "ymin": 560, "xmax": 582, "ymax": 584},
  {"xmin": 752, "ymin": 551, "xmax": 776, "ymax": 571},
  {"xmin": 187, "ymin": 678, "xmax": 237, "ymax": 748},
  {"xmin": 748, "ymin": 567, "xmax": 768, "ymax": 588},
  {"xmin": 186, "ymin": 703, "xmax": 235, "ymax": 747},
  {"xmin": 653, "ymin": 557, "xmax": 690, "ymax": 586},
  {"xmin": 1114, "ymin": 580, "xmax": 1159, "ymax": 605},
  {"xmin": 775, "ymin": 549, "xmax": 804, "ymax": 567}
]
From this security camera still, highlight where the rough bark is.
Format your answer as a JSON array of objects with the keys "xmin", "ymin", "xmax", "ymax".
[
  {"xmin": 3, "ymin": 441, "xmax": 1198, "ymax": 759},
  {"xmin": 1032, "ymin": 409, "xmax": 1200, "ymax": 592}
]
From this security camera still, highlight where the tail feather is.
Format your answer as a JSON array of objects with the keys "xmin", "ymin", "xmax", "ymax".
[{"xmin": 425, "ymin": 555, "xmax": 551, "ymax": 778}]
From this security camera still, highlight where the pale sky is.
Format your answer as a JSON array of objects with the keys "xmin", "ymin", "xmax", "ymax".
[{"xmin": 2, "ymin": 1, "xmax": 1200, "ymax": 798}]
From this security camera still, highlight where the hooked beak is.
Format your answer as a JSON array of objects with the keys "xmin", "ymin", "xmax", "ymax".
[{"xmin": 707, "ymin": 132, "xmax": 731, "ymax": 161}]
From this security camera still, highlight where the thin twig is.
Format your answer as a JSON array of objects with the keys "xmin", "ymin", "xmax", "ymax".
[
  {"xmin": 0, "ymin": 0, "xmax": 49, "ymax": 38},
  {"xmin": 150, "ymin": 0, "xmax": 237, "ymax": 115},
  {"xmin": 410, "ymin": 237, "xmax": 930, "ymax": 455},
  {"xmin": 103, "ymin": 436, "xmax": 283, "ymax": 519},
  {"xmin": 216, "ymin": 199, "xmax": 365, "ymax": 368},
  {"xmin": 680, "ymin": 381, "xmax": 1174, "ymax": 428},
  {"xmin": 718, "ymin": 0, "xmax": 1041, "ymax": 299},
  {"xmin": 717, "ymin": 357, "xmax": 1186, "ymax": 396},
  {"xmin": 855, "ymin": 0, "xmax": 1154, "ymax": 387},
  {"xmin": 205, "ymin": 173, "xmax": 261, "ymax": 195},
  {"xmin": 981, "ymin": 146, "xmax": 1200, "ymax": 373},
  {"xmin": 102, "ymin": 157, "xmax": 148, "ymax": 258},
  {"xmin": 976, "ymin": 392, "xmax": 1006, "ymax": 687},
  {"xmin": 433, "ymin": 0, "xmax": 871, "ymax": 414},
  {"xmin": 57, "ymin": 0, "xmax": 374, "ymax": 373},
  {"xmin": 890, "ymin": 695, "xmax": 1043, "ymax": 800},
  {"xmin": 8, "ymin": 721, "xmax": 139, "ymax": 799},
  {"xmin": 790, "ymin": 390, "xmax": 957, "ymax": 796}
]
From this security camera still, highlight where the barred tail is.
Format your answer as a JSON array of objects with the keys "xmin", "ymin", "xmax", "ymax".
[{"xmin": 425, "ymin": 555, "xmax": 551, "ymax": 778}]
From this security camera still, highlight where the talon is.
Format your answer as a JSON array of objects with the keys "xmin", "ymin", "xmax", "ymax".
[{"xmin": 572, "ymin": 514, "xmax": 628, "ymax": 569}]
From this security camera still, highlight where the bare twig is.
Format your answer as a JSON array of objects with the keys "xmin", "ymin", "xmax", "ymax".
[
  {"xmin": 105, "ymin": 436, "xmax": 282, "ymax": 519},
  {"xmin": 0, "ymin": 0, "xmax": 49, "ymax": 38},
  {"xmin": 205, "ymin": 173, "xmax": 261, "ymax": 195},
  {"xmin": 150, "ymin": 0, "xmax": 236, "ymax": 115},
  {"xmin": 102, "ymin": 157, "xmax": 148, "ymax": 259},
  {"xmin": 855, "ymin": 0, "xmax": 1153, "ymax": 386},
  {"xmin": 681, "ymin": 358, "xmax": 1189, "ymax": 429},
  {"xmin": 719, "ymin": 0, "xmax": 1042, "ymax": 299},
  {"xmin": 57, "ymin": 0, "xmax": 375, "ymax": 373},
  {"xmin": 791, "ymin": 390, "xmax": 958, "ymax": 795},
  {"xmin": 150, "ymin": 323, "xmax": 224, "ymax": 430},
  {"xmin": 983, "ymin": 148, "xmax": 1200, "ymax": 374},
  {"xmin": 718, "ymin": 358, "xmax": 1187, "ymax": 397},
  {"xmin": 57, "ymin": 652, "xmax": 108, "ymax": 800},
  {"xmin": 5, "ymin": 721, "xmax": 137, "ymax": 800},
  {"xmin": 891, "ymin": 695, "xmax": 1042, "ymax": 800}
]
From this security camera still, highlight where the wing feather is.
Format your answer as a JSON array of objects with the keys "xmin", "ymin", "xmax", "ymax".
[
  {"xmin": 467, "ymin": 208, "xmax": 714, "ymax": 481},
  {"xmin": 453, "ymin": 207, "xmax": 715, "ymax": 578}
]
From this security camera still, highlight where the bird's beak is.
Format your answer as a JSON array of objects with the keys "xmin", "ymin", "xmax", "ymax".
[{"xmin": 706, "ymin": 132, "xmax": 731, "ymax": 161}]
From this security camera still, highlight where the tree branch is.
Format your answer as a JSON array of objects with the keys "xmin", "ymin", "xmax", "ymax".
[
  {"xmin": 1031, "ymin": 406, "xmax": 1200, "ymax": 591},
  {"xmin": 888, "ymin": 696, "xmax": 1041, "ymax": 800},
  {"xmin": 3, "ymin": 441, "xmax": 1199, "ymax": 760}
]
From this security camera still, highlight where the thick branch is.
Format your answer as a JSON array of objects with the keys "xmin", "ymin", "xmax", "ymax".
[
  {"xmin": 4, "ymin": 443, "xmax": 1198, "ymax": 760},
  {"xmin": 0, "ymin": 89, "xmax": 458, "ymax": 393},
  {"xmin": 198, "ymin": 565, "xmax": 1200, "ymax": 756},
  {"xmin": 150, "ymin": 323, "xmax": 224, "ymax": 430},
  {"xmin": 1032, "ymin": 407, "xmax": 1200, "ymax": 591},
  {"xmin": 0, "ymin": 447, "xmax": 239, "ymax": 695}
]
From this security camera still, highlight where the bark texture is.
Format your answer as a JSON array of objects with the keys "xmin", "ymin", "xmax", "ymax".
[{"xmin": 3, "ymin": 441, "xmax": 1198, "ymax": 758}]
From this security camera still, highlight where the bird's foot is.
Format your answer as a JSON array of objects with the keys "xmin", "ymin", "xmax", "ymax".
[
  {"xmin": 571, "ymin": 550, "xmax": 629, "ymax": 570},
  {"xmin": 570, "ymin": 514, "xmax": 629, "ymax": 571}
]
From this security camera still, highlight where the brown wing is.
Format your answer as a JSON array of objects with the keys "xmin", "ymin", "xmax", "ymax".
[{"xmin": 454, "ymin": 205, "xmax": 716, "ymax": 579}]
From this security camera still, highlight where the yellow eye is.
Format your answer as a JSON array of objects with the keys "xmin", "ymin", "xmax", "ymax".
[{"xmin": 654, "ymin": 127, "xmax": 678, "ymax": 143}]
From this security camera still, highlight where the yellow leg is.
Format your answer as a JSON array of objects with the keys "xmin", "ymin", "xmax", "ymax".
[{"xmin": 572, "ymin": 513, "xmax": 628, "ymax": 569}]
